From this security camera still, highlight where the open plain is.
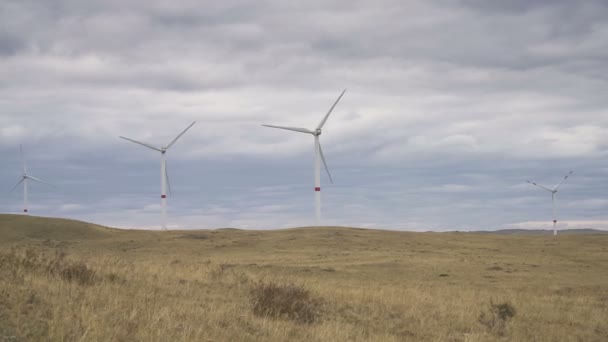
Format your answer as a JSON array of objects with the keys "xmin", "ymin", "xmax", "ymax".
[{"xmin": 1, "ymin": 214, "xmax": 607, "ymax": 341}]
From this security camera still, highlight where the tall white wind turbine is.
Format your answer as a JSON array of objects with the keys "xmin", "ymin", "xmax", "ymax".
[
  {"xmin": 9, "ymin": 145, "xmax": 53, "ymax": 214},
  {"xmin": 262, "ymin": 90, "xmax": 346, "ymax": 223},
  {"xmin": 527, "ymin": 170, "xmax": 574, "ymax": 236},
  {"xmin": 119, "ymin": 121, "xmax": 196, "ymax": 230}
]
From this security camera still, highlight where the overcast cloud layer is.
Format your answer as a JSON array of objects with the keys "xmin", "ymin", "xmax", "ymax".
[{"xmin": 1, "ymin": 0, "xmax": 607, "ymax": 230}]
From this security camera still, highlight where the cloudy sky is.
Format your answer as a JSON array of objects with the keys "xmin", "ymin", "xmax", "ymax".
[{"xmin": 1, "ymin": 0, "xmax": 607, "ymax": 230}]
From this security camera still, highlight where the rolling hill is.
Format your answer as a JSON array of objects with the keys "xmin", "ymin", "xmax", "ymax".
[
  {"xmin": 0, "ymin": 214, "xmax": 117, "ymax": 242},
  {"xmin": 1, "ymin": 214, "xmax": 607, "ymax": 341}
]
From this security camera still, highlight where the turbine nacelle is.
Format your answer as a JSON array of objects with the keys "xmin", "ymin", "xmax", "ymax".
[{"xmin": 314, "ymin": 128, "xmax": 322, "ymax": 136}]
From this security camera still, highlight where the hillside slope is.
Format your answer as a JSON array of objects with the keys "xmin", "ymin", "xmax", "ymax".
[{"xmin": 0, "ymin": 214, "xmax": 117, "ymax": 242}]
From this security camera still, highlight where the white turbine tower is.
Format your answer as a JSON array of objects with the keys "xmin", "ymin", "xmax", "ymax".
[
  {"xmin": 119, "ymin": 121, "xmax": 196, "ymax": 230},
  {"xmin": 9, "ymin": 145, "xmax": 52, "ymax": 214},
  {"xmin": 262, "ymin": 89, "xmax": 346, "ymax": 223},
  {"xmin": 527, "ymin": 170, "xmax": 574, "ymax": 236}
]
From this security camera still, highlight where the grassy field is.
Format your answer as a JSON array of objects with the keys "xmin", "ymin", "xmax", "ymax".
[{"xmin": 1, "ymin": 214, "xmax": 607, "ymax": 341}]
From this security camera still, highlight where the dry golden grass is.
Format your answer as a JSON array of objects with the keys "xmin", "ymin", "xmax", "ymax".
[{"xmin": 1, "ymin": 214, "xmax": 607, "ymax": 341}]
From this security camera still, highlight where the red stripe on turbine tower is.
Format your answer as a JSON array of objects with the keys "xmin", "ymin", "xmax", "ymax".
[
  {"xmin": 161, "ymin": 195, "xmax": 167, "ymax": 198},
  {"xmin": 315, "ymin": 187, "xmax": 321, "ymax": 191}
]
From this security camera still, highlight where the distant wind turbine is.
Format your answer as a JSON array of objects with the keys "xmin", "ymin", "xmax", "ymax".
[
  {"xmin": 119, "ymin": 121, "xmax": 196, "ymax": 230},
  {"xmin": 527, "ymin": 170, "xmax": 574, "ymax": 236},
  {"xmin": 9, "ymin": 145, "xmax": 53, "ymax": 214},
  {"xmin": 262, "ymin": 89, "xmax": 346, "ymax": 223}
]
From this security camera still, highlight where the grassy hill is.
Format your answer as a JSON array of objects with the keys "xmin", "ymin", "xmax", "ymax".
[
  {"xmin": 1, "ymin": 215, "xmax": 607, "ymax": 341},
  {"xmin": 0, "ymin": 214, "xmax": 117, "ymax": 242}
]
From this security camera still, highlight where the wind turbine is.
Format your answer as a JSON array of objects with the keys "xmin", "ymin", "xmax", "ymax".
[
  {"xmin": 119, "ymin": 121, "xmax": 196, "ymax": 230},
  {"xmin": 527, "ymin": 170, "xmax": 574, "ymax": 236},
  {"xmin": 262, "ymin": 89, "xmax": 346, "ymax": 223},
  {"xmin": 9, "ymin": 145, "xmax": 52, "ymax": 214}
]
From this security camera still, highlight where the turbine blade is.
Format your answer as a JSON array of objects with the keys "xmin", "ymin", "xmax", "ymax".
[
  {"xmin": 166, "ymin": 121, "xmax": 196, "ymax": 150},
  {"xmin": 27, "ymin": 176, "xmax": 53, "ymax": 187},
  {"xmin": 9, "ymin": 178, "xmax": 24, "ymax": 193},
  {"xmin": 526, "ymin": 180, "xmax": 553, "ymax": 192},
  {"xmin": 119, "ymin": 136, "xmax": 162, "ymax": 152},
  {"xmin": 261, "ymin": 125, "xmax": 314, "ymax": 134},
  {"xmin": 318, "ymin": 141, "xmax": 333, "ymax": 184},
  {"xmin": 20, "ymin": 144, "xmax": 26, "ymax": 174},
  {"xmin": 317, "ymin": 89, "xmax": 347, "ymax": 130},
  {"xmin": 165, "ymin": 162, "xmax": 172, "ymax": 196},
  {"xmin": 553, "ymin": 170, "xmax": 574, "ymax": 191}
]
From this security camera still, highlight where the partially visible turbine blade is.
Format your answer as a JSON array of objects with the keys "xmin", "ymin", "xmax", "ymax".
[
  {"xmin": 318, "ymin": 141, "xmax": 333, "ymax": 184},
  {"xmin": 9, "ymin": 178, "xmax": 24, "ymax": 193},
  {"xmin": 166, "ymin": 121, "xmax": 197, "ymax": 150},
  {"xmin": 553, "ymin": 170, "xmax": 574, "ymax": 191},
  {"xmin": 317, "ymin": 89, "xmax": 347, "ymax": 130},
  {"xmin": 119, "ymin": 136, "xmax": 162, "ymax": 152},
  {"xmin": 526, "ymin": 180, "xmax": 553, "ymax": 192},
  {"xmin": 20, "ymin": 144, "xmax": 26, "ymax": 174},
  {"xmin": 165, "ymin": 162, "xmax": 172, "ymax": 196},
  {"xmin": 261, "ymin": 125, "xmax": 314, "ymax": 134},
  {"xmin": 27, "ymin": 176, "xmax": 53, "ymax": 187}
]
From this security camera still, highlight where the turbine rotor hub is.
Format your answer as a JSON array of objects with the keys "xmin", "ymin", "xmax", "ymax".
[{"xmin": 314, "ymin": 128, "xmax": 322, "ymax": 136}]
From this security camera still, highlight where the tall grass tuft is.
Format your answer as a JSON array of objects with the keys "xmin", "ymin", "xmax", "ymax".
[{"xmin": 0, "ymin": 248, "xmax": 97, "ymax": 286}]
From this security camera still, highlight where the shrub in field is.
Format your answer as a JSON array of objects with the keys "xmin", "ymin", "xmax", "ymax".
[
  {"xmin": 249, "ymin": 281, "xmax": 323, "ymax": 324},
  {"xmin": 105, "ymin": 272, "xmax": 127, "ymax": 284},
  {"xmin": 478, "ymin": 299, "xmax": 516, "ymax": 336}
]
